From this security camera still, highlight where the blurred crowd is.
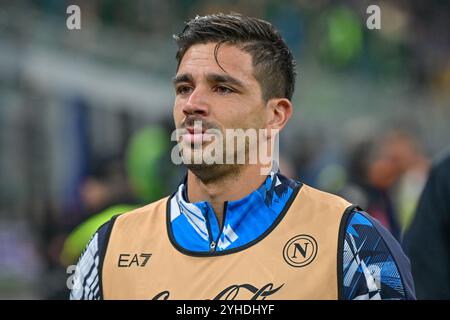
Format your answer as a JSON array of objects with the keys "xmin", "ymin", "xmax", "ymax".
[{"xmin": 0, "ymin": 0, "xmax": 449, "ymax": 299}]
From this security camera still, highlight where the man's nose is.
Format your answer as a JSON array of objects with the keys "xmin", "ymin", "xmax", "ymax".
[{"xmin": 182, "ymin": 87, "xmax": 210, "ymax": 117}]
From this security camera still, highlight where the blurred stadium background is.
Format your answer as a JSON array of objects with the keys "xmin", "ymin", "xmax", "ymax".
[{"xmin": 0, "ymin": 0, "xmax": 449, "ymax": 299}]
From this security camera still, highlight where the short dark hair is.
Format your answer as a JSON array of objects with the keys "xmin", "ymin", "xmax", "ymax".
[{"xmin": 174, "ymin": 13, "xmax": 296, "ymax": 101}]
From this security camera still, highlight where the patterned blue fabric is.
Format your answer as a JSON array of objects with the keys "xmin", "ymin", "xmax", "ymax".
[
  {"xmin": 170, "ymin": 170, "xmax": 299, "ymax": 252},
  {"xmin": 343, "ymin": 211, "xmax": 409, "ymax": 300}
]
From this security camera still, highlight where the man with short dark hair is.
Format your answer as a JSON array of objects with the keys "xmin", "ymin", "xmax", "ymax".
[{"xmin": 70, "ymin": 13, "xmax": 415, "ymax": 300}]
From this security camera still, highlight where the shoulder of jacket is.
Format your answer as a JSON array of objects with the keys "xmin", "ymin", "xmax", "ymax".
[{"xmin": 114, "ymin": 196, "xmax": 170, "ymax": 224}]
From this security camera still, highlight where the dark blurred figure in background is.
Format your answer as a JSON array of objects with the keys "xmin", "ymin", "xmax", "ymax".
[
  {"xmin": 340, "ymin": 129, "xmax": 429, "ymax": 240},
  {"xmin": 80, "ymin": 156, "xmax": 135, "ymax": 217},
  {"xmin": 41, "ymin": 155, "xmax": 134, "ymax": 299},
  {"xmin": 382, "ymin": 130, "xmax": 430, "ymax": 234},
  {"xmin": 404, "ymin": 149, "xmax": 450, "ymax": 299},
  {"xmin": 340, "ymin": 135, "xmax": 402, "ymax": 239}
]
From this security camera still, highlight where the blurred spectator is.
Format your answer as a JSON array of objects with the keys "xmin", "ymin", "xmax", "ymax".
[
  {"xmin": 39, "ymin": 155, "xmax": 134, "ymax": 299},
  {"xmin": 382, "ymin": 130, "xmax": 430, "ymax": 232},
  {"xmin": 403, "ymin": 149, "xmax": 450, "ymax": 299},
  {"xmin": 339, "ymin": 129, "xmax": 429, "ymax": 240},
  {"xmin": 339, "ymin": 134, "xmax": 401, "ymax": 239}
]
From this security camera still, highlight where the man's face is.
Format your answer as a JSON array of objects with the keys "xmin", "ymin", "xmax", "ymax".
[{"xmin": 172, "ymin": 42, "xmax": 268, "ymax": 177}]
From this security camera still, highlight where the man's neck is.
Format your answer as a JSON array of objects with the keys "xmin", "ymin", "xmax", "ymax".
[{"xmin": 187, "ymin": 164, "xmax": 268, "ymax": 227}]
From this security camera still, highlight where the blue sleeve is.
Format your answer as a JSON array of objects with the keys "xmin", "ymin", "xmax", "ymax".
[
  {"xmin": 341, "ymin": 210, "xmax": 416, "ymax": 300},
  {"xmin": 69, "ymin": 220, "xmax": 112, "ymax": 300}
]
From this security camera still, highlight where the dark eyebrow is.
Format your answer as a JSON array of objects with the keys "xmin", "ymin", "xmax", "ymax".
[
  {"xmin": 172, "ymin": 73, "xmax": 246, "ymax": 90},
  {"xmin": 206, "ymin": 73, "xmax": 245, "ymax": 89},
  {"xmin": 172, "ymin": 73, "xmax": 193, "ymax": 86}
]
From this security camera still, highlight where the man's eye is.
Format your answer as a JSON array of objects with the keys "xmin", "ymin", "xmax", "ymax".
[
  {"xmin": 176, "ymin": 86, "xmax": 193, "ymax": 95},
  {"xmin": 215, "ymin": 86, "xmax": 233, "ymax": 94}
]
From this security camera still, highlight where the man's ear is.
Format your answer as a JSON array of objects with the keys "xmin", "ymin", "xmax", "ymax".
[{"xmin": 265, "ymin": 98, "xmax": 293, "ymax": 137}]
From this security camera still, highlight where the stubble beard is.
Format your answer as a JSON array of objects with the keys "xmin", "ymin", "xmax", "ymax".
[{"xmin": 183, "ymin": 137, "xmax": 252, "ymax": 184}]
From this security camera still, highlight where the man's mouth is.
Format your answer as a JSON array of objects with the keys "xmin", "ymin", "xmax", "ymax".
[
  {"xmin": 186, "ymin": 127, "xmax": 205, "ymax": 134},
  {"xmin": 182, "ymin": 127, "xmax": 213, "ymax": 144}
]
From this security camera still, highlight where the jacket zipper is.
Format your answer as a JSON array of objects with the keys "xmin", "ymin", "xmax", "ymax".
[
  {"xmin": 212, "ymin": 201, "xmax": 228, "ymax": 252},
  {"xmin": 204, "ymin": 205, "xmax": 216, "ymax": 252},
  {"xmin": 205, "ymin": 202, "xmax": 229, "ymax": 252}
]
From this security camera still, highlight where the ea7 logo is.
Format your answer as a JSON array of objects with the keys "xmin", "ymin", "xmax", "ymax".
[{"xmin": 118, "ymin": 253, "xmax": 152, "ymax": 267}]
